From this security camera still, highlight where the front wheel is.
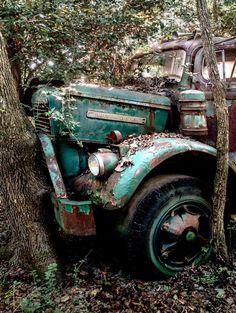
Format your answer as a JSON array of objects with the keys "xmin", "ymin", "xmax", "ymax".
[{"xmin": 124, "ymin": 175, "xmax": 212, "ymax": 277}]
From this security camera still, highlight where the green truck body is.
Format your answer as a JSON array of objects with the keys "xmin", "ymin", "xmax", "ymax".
[{"xmin": 31, "ymin": 35, "xmax": 236, "ymax": 277}]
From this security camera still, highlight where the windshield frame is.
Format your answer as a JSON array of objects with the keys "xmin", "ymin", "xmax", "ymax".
[{"xmin": 131, "ymin": 49, "xmax": 187, "ymax": 82}]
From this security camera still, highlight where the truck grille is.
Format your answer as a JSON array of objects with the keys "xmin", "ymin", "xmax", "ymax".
[{"xmin": 34, "ymin": 102, "xmax": 51, "ymax": 135}]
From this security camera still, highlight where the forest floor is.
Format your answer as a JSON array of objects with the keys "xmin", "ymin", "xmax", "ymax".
[
  {"xmin": 0, "ymin": 206, "xmax": 236, "ymax": 313},
  {"xmin": 0, "ymin": 232, "xmax": 236, "ymax": 313}
]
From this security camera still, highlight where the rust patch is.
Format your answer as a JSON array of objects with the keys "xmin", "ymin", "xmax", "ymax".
[
  {"xmin": 148, "ymin": 110, "xmax": 156, "ymax": 131},
  {"xmin": 150, "ymin": 158, "xmax": 160, "ymax": 168},
  {"xmin": 115, "ymin": 158, "xmax": 134, "ymax": 172},
  {"xmin": 162, "ymin": 211, "xmax": 200, "ymax": 236},
  {"xmin": 153, "ymin": 141, "xmax": 172, "ymax": 149},
  {"xmin": 62, "ymin": 207, "xmax": 96, "ymax": 236},
  {"xmin": 150, "ymin": 153, "xmax": 174, "ymax": 168},
  {"xmin": 111, "ymin": 199, "xmax": 117, "ymax": 206},
  {"xmin": 72, "ymin": 172, "xmax": 94, "ymax": 198},
  {"xmin": 134, "ymin": 167, "xmax": 142, "ymax": 176},
  {"xmin": 207, "ymin": 102, "xmax": 236, "ymax": 152},
  {"xmin": 120, "ymin": 132, "xmax": 187, "ymax": 155},
  {"xmin": 85, "ymin": 171, "xmax": 122, "ymax": 209}
]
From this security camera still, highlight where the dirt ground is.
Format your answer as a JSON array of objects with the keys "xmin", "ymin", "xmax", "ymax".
[{"xmin": 0, "ymin": 231, "xmax": 236, "ymax": 313}]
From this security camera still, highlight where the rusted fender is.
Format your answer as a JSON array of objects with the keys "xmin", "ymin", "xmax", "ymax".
[
  {"xmin": 38, "ymin": 133, "xmax": 67, "ymax": 198},
  {"xmin": 92, "ymin": 137, "xmax": 236, "ymax": 210}
]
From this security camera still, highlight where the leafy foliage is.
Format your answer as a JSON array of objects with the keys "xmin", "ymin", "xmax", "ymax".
[
  {"xmin": 0, "ymin": 0, "xmax": 165, "ymax": 88},
  {"xmin": 0, "ymin": 0, "xmax": 235, "ymax": 92},
  {"xmin": 20, "ymin": 263, "xmax": 60, "ymax": 313},
  {"xmin": 219, "ymin": 2, "xmax": 236, "ymax": 35}
]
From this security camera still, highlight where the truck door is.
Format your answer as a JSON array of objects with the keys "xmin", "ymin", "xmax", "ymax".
[{"xmin": 194, "ymin": 44, "xmax": 236, "ymax": 151}]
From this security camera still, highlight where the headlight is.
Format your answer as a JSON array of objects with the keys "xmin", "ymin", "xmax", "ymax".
[
  {"xmin": 88, "ymin": 154, "xmax": 104, "ymax": 176},
  {"xmin": 88, "ymin": 150, "xmax": 119, "ymax": 177}
]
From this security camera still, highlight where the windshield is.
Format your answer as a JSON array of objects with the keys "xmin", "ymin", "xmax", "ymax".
[{"xmin": 132, "ymin": 49, "xmax": 186, "ymax": 82}]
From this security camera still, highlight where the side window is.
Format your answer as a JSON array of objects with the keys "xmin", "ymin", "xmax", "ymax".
[{"xmin": 203, "ymin": 49, "xmax": 236, "ymax": 81}]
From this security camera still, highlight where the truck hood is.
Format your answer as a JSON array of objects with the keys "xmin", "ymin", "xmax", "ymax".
[{"xmin": 66, "ymin": 83, "xmax": 170, "ymax": 109}]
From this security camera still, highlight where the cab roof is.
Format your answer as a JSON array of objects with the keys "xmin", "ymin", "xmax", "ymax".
[{"xmin": 152, "ymin": 36, "xmax": 236, "ymax": 55}]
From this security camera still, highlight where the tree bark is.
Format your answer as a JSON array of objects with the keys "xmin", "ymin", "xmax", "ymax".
[
  {"xmin": 6, "ymin": 38, "xmax": 23, "ymax": 97},
  {"xmin": 196, "ymin": 0, "xmax": 229, "ymax": 262},
  {"xmin": 0, "ymin": 31, "xmax": 57, "ymax": 273}
]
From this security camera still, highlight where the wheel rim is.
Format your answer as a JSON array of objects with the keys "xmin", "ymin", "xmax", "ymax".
[{"xmin": 150, "ymin": 198, "xmax": 211, "ymax": 273}]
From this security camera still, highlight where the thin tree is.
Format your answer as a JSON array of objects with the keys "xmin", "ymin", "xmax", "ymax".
[
  {"xmin": 0, "ymin": 31, "xmax": 57, "ymax": 273},
  {"xmin": 196, "ymin": 0, "xmax": 229, "ymax": 262}
]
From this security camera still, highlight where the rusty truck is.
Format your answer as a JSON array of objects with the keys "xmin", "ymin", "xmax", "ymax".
[{"xmin": 31, "ymin": 35, "xmax": 236, "ymax": 277}]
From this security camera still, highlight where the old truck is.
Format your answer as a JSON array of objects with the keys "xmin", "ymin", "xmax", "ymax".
[{"xmin": 31, "ymin": 35, "xmax": 236, "ymax": 277}]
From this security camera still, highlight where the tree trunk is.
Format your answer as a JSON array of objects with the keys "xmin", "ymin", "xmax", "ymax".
[
  {"xmin": 0, "ymin": 31, "xmax": 57, "ymax": 274},
  {"xmin": 7, "ymin": 38, "xmax": 23, "ymax": 97},
  {"xmin": 196, "ymin": 0, "xmax": 229, "ymax": 262}
]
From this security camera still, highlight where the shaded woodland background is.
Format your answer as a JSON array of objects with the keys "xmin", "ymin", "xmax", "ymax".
[{"xmin": 0, "ymin": 0, "xmax": 236, "ymax": 312}]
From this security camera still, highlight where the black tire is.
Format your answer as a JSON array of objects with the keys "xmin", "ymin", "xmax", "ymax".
[{"xmin": 123, "ymin": 175, "xmax": 212, "ymax": 277}]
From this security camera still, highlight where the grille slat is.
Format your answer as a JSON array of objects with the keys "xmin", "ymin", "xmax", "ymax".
[
  {"xmin": 35, "ymin": 120, "xmax": 51, "ymax": 126},
  {"xmin": 34, "ymin": 102, "xmax": 51, "ymax": 134}
]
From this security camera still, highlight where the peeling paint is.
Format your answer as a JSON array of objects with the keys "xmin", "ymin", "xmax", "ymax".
[
  {"xmin": 38, "ymin": 133, "xmax": 67, "ymax": 198},
  {"xmin": 90, "ymin": 137, "xmax": 218, "ymax": 210},
  {"xmin": 51, "ymin": 194, "xmax": 96, "ymax": 236}
]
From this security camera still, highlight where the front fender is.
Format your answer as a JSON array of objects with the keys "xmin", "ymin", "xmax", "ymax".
[{"xmin": 92, "ymin": 138, "xmax": 220, "ymax": 209}]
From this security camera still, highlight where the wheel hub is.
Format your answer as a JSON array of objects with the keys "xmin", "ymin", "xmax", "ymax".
[
  {"xmin": 161, "ymin": 210, "xmax": 200, "ymax": 236},
  {"xmin": 185, "ymin": 229, "xmax": 197, "ymax": 241},
  {"xmin": 156, "ymin": 203, "xmax": 211, "ymax": 268}
]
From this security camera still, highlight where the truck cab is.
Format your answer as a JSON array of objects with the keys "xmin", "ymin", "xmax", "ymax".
[{"xmin": 32, "ymin": 35, "xmax": 236, "ymax": 277}]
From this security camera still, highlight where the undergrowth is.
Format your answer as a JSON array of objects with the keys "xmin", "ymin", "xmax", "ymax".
[{"xmin": 20, "ymin": 263, "xmax": 60, "ymax": 313}]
